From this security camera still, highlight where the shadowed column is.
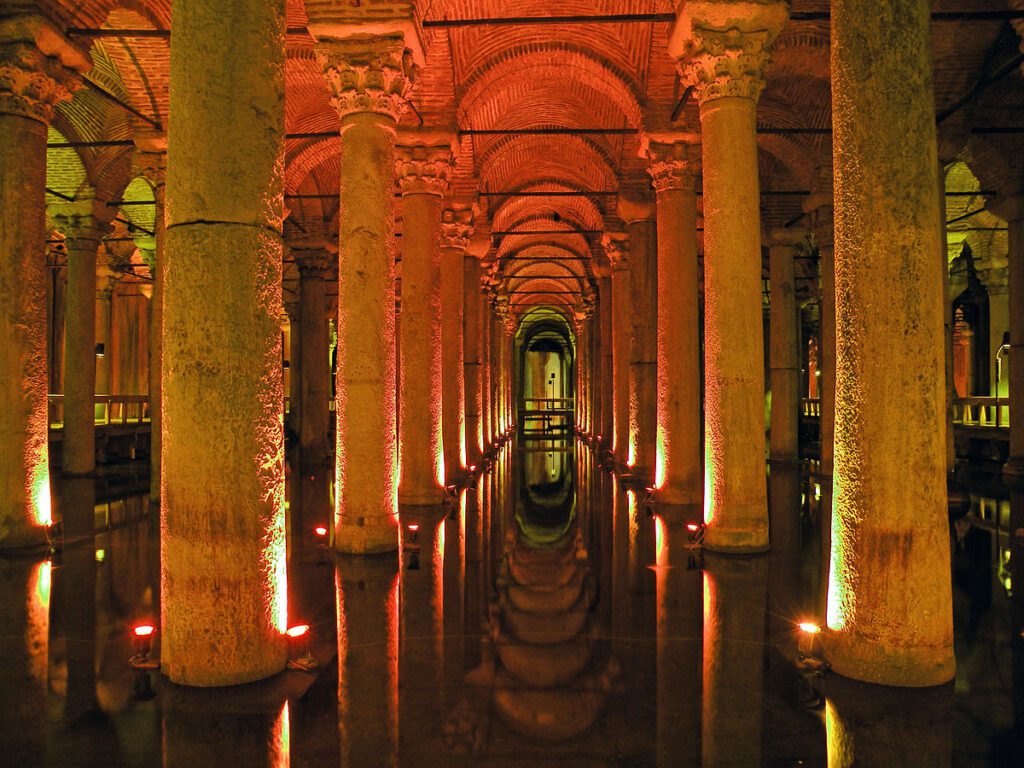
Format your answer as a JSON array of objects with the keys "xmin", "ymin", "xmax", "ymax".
[
  {"xmin": 603, "ymin": 232, "xmax": 631, "ymax": 467},
  {"xmin": 768, "ymin": 228, "xmax": 807, "ymax": 466},
  {"xmin": 441, "ymin": 207, "xmax": 474, "ymax": 477},
  {"xmin": 464, "ymin": 252, "xmax": 483, "ymax": 467}
]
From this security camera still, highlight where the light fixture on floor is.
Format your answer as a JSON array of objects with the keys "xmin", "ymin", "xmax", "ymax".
[
  {"xmin": 314, "ymin": 525, "xmax": 328, "ymax": 537},
  {"xmin": 130, "ymin": 624, "xmax": 159, "ymax": 670},
  {"xmin": 796, "ymin": 621, "xmax": 827, "ymax": 669},
  {"xmin": 685, "ymin": 522, "xmax": 705, "ymax": 546},
  {"xmin": 286, "ymin": 624, "xmax": 319, "ymax": 671},
  {"xmin": 95, "ymin": 343, "xmax": 105, "ymax": 358}
]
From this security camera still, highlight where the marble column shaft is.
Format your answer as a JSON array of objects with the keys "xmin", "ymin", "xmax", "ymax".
[
  {"xmin": 605, "ymin": 235, "xmax": 632, "ymax": 465},
  {"xmin": 768, "ymin": 230, "xmax": 804, "ymax": 464},
  {"xmin": 807, "ymin": 196, "xmax": 836, "ymax": 479},
  {"xmin": 826, "ymin": 0, "xmax": 953, "ymax": 686},
  {"xmin": 990, "ymin": 196, "xmax": 1024, "ymax": 478},
  {"xmin": 316, "ymin": 33, "xmax": 415, "ymax": 553},
  {"xmin": 647, "ymin": 139, "xmax": 702, "ymax": 507},
  {"xmin": 161, "ymin": 0, "xmax": 287, "ymax": 685},
  {"xmin": 396, "ymin": 139, "xmax": 451, "ymax": 504},
  {"xmin": 0, "ymin": 23, "xmax": 82, "ymax": 548},
  {"xmin": 440, "ymin": 209, "xmax": 473, "ymax": 475},
  {"xmin": 599, "ymin": 274, "xmax": 614, "ymax": 442},
  {"xmin": 672, "ymin": 1, "xmax": 787, "ymax": 551},
  {"xmin": 625, "ymin": 212, "xmax": 658, "ymax": 477},
  {"xmin": 463, "ymin": 256, "xmax": 483, "ymax": 467},
  {"xmin": 297, "ymin": 254, "xmax": 331, "ymax": 461}
]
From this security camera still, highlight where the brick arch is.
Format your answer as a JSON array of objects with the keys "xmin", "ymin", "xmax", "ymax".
[
  {"xmin": 491, "ymin": 184, "xmax": 606, "ymax": 234},
  {"xmin": 476, "ymin": 134, "xmax": 618, "ymax": 193}
]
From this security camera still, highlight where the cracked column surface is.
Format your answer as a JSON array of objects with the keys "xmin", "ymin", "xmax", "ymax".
[
  {"xmin": 441, "ymin": 208, "xmax": 473, "ymax": 476},
  {"xmin": 161, "ymin": 0, "xmax": 288, "ymax": 685},
  {"xmin": 60, "ymin": 213, "xmax": 112, "ymax": 476},
  {"xmin": 646, "ymin": 137, "xmax": 702, "ymax": 508},
  {"xmin": 315, "ymin": 33, "xmax": 416, "ymax": 553},
  {"xmin": 825, "ymin": 0, "xmax": 953, "ymax": 686},
  {"xmin": 604, "ymin": 233, "xmax": 631, "ymax": 467},
  {"xmin": 671, "ymin": 0, "xmax": 788, "ymax": 552},
  {"xmin": 0, "ymin": 15, "xmax": 85, "ymax": 549},
  {"xmin": 396, "ymin": 135, "xmax": 452, "ymax": 505}
]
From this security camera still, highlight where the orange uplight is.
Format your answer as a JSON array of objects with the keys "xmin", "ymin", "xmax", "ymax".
[
  {"xmin": 407, "ymin": 523, "xmax": 419, "ymax": 532},
  {"xmin": 286, "ymin": 624, "xmax": 310, "ymax": 638},
  {"xmin": 798, "ymin": 622, "xmax": 821, "ymax": 634},
  {"xmin": 134, "ymin": 624, "xmax": 155, "ymax": 637},
  {"xmin": 686, "ymin": 523, "xmax": 701, "ymax": 532},
  {"xmin": 314, "ymin": 525, "xmax": 328, "ymax": 537}
]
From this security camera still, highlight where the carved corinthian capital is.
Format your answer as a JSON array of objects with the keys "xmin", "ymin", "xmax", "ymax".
[
  {"xmin": 670, "ymin": 0, "xmax": 789, "ymax": 105},
  {"xmin": 642, "ymin": 135, "xmax": 701, "ymax": 193},
  {"xmin": 0, "ymin": 41, "xmax": 77, "ymax": 122},
  {"xmin": 395, "ymin": 139, "xmax": 453, "ymax": 196},
  {"xmin": 315, "ymin": 33, "xmax": 416, "ymax": 122},
  {"xmin": 602, "ymin": 231, "xmax": 630, "ymax": 269},
  {"xmin": 441, "ymin": 208, "xmax": 474, "ymax": 250}
]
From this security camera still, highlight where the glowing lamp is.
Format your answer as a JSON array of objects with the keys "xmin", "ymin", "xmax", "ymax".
[
  {"xmin": 798, "ymin": 622, "xmax": 821, "ymax": 635},
  {"xmin": 130, "ymin": 624, "xmax": 158, "ymax": 669},
  {"xmin": 469, "ymin": 464, "xmax": 477, "ymax": 472},
  {"xmin": 797, "ymin": 621, "xmax": 823, "ymax": 659},
  {"xmin": 313, "ymin": 525, "xmax": 328, "ymax": 537},
  {"xmin": 95, "ymin": 548, "xmax": 106, "ymax": 563},
  {"xmin": 95, "ymin": 343, "xmax": 105, "ymax": 358},
  {"xmin": 286, "ymin": 624, "xmax": 319, "ymax": 672},
  {"xmin": 686, "ymin": 523, "xmax": 701, "ymax": 532},
  {"xmin": 407, "ymin": 523, "xmax": 419, "ymax": 532}
]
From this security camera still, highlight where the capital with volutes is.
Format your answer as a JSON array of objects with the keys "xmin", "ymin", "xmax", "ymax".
[
  {"xmin": 395, "ymin": 132, "xmax": 456, "ymax": 196},
  {"xmin": 441, "ymin": 207, "xmax": 475, "ymax": 250},
  {"xmin": 315, "ymin": 33, "xmax": 416, "ymax": 124},
  {"xmin": 669, "ymin": 0, "xmax": 789, "ymax": 105},
  {"xmin": 602, "ymin": 231, "xmax": 631, "ymax": 270},
  {"xmin": 641, "ymin": 132, "xmax": 701, "ymax": 192},
  {"xmin": 0, "ymin": 15, "xmax": 89, "ymax": 123}
]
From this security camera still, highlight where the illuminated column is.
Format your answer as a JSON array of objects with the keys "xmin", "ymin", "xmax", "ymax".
[
  {"xmin": 314, "ymin": 33, "xmax": 416, "ymax": 552},
  {"xmin": 645, "ymin": 136, "xmax": 701, "ymax": 508},
  {"xmin": 295, "ymin": 246, "xmax": 331, "ymax": 462},
  {"xmin": 598, "ymin": 270, "xmax": 614, "ymax": 444},
  {"xmin": 620, "ymin": 192, "xmax": 658, "ymax": 477},
  {"xmin": 989, "ymin": 193, "xmax": 1024, "ymax": 479},
  {"xmin": 481, "ymin": 291, "xmax": 492, "ymax": 448},
  {"xmin": 286, "ymin": 303, "xmax": 301, "ymax": 439},
  {"xmin": 161, "ymin": 0, "xmax": 287, "ymax": 684},
  {"xmin": 768, "ymin": 228, "xmax": 806, "ymax": 465},
  {"xmin": 0, "ymin": 18, "xmax": 85, "ymax": 549},
  {"xmin": 94, "ymin": 261, "xmax": 115, "ymax": 404},
  {"xmin": 463, "ymin": 254, "xmax": 483, "ymax": 467},
  {"xmin": 603, "ymin": 233, "xmax": 631, "ymax": 466},
  {"xmin": 671, "ymin": 0, "xmax": 787, "ymax": 551},
  {"xmin": 805, "ymin": 192, "xmax": 836, "ymax": 479},
  {"xmin": 337, "ymin": 555, "xmax": 400, "ymax": 767},
  {"xmin": 59, "ymin": 212, "xmax": 111, "ymax": 475},
  {"xmin": 575, "ymin": 312, "xmax": 588, "ymax": 432},
  {"xmin": 491, "ymin": 296, "xmax": 507, "ymax": 438},
  {"xmin": 440, "ymin": 207, "xmax": 474, "ymax": 475},
  {"xmin": 825, "ymin": 0, "xmax": 953, "ymax": 686},
  {"xmin": 396, "ymin": 135, "xmax": 452, "ymax": 504}
]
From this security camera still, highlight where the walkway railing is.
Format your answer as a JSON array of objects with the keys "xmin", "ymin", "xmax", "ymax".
[
  {"xmin": 801, "ymin": 396, "xmax": 1010, "ymax": 430},
  {"xmin": 519, "ymin": 398, "xmax": 575, "ymax": 435},
  {"xmin": 48, "ymin": 394, "xmax": 150, "ymax": 430}
]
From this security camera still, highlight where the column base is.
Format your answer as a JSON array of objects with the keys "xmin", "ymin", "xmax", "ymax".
[
  {"xmin": 335, "ymin": 518, "xmax": 400, "ymax": 554},
  {"xmin": 1002, "ymin": 456, "xmax": 1024, "ymax": 482},
  {"xmin": 702, "ymin": 523, "xmax": 769, "ymax": 554},
  {"xmin": 824, "ymin": 627, "xmax": 955, "ymax": 688}
]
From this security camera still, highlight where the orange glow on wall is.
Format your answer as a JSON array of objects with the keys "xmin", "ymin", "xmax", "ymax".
[
  {"xmin": 655, "ymin": 429, "xmax": 666, "ymax": 489},
  {"xmin": 31, "ymin": 466, "xmax": 51, "ymax": 526},
  {"xmin": 268, "ymin": 500, "xmax": 288, "ymax": 634}
]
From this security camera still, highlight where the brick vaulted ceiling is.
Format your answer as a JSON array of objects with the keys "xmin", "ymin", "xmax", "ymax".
[{"xmin": 37, "ymin": 0, "xmax": 1024, "ymax": 316}]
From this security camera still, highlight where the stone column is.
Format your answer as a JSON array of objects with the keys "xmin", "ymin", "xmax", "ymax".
[
  {"xmin": 645, "ymin": 136, "xmax": 702, "ymax": 508},
  {"xmin": 94, "ymin": 262, "xmax": 115, "ymax": 403},
  {"xmin": 989, "ymin": 193, "xmax": 1024, "ymax": 479},
  {"xmin": 286, "ymin": 302, "xmax": 301, "ymax": 439},
  {"xmin": 481, "ymin": 290, "xmax": 493, "ymax": 448},
  {"xmin": 59, "ymin": 212, "xmax": 112, "ymax": 475},
  {"xmin": 671, "ymin": 0, "xmax": 788, "ymax": 551},
  {"xmin": 463, "ymin": 255, "xmax": 483, "ymax": 468},
  {"xmin": 825, "ymin": 0, "xmax": 953, "ymax": 686},
  {"xmin": 295, "ymin": 248, "xmax": 332, "ymax": 463},
  {"xmin": 315, "ymin": 33, "xmax": 416, "ymax": 552},
  {"xmin": 805, "ymin": 193, "xmax": 836, "ymax": 480},
  {"xmin": 441, "ymin": 208, "xmax": 473, "ymax": 476},
  {"xmin": 161, "ymin": 0, "xmax": 288, "ymax": 685},
  {"xmin": 620, "ymin": 194, "xmax": 658, "ymax": 478},
  {"xmin": 0, "ymin": 17, "xmax": 85, "ymax": 549},
  {"xmin": 575, "ymin": 312, "xmax": 588, "ymax": 433},
  {"xmin": 134, "ymin": 132, "xmax": 166, "ymax": 499},
  {"xmin": 598, "ymin": 271, "xmax": 614, "ymax": 444},
  {"xmin": 604, "ymin": 233, "xmax": 632, "ymax": 466},
  {"xmin": 768, "ymin": 229, "xmax": 806, "ymax": 465},
  {"xmin": 396, "ymin": 135, "xmax": 452, "ymax": 504}
]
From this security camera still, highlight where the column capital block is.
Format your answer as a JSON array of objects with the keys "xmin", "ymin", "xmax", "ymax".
[
  {"xmin": 987, "ymin": 192, "xmax": 1024, "ymax": 223},
  {"xmin": 441, "ymin": 207, "xmax": 474, "ymax": 250},
  {"xmin": 602, "ymin": 231, "xmax": 631, "ymax": 269},
  {"xmin": 640, "ymin": 133, "xmax": 701, "ymax": 192},
  {"xmin": 669, "ymin": 0, "xmax": 788, "ymax": 106},
  {"xmin": 395, "ymin": 131, "xmax": 456, "ymax": 196},
  {"xmin": 315, "ymin": 33, "xmax": 416, "ymax": 123}
]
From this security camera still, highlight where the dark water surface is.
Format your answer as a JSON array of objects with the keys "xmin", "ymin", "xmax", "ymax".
[{"xmin": 1, "ymin": 440, "xmax": 1020, "ymax": 767}]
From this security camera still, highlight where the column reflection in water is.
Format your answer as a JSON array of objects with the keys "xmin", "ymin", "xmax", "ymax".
[
  {"xmin": 824, "ymin": 679, "xmax": 952, "ymax": 767},
  {"xmin": 0, "ymin": 556, "xmax": 50, "ymax": 763},
  {"xmin": 287, "ymin": 464, "xmax": 336, "ymax": 640},
  {"xmin": 654, "ymin": 515, "xmax": 702, "ymax": 767},
  {"xmin": 1012, "ymin": 491, "xmax": 1024, "ymax": 737},
  {"xmin": 485, "ymin": 439, "xmax": 615, "ymax": 741},
  {"xmin": 399, "ymin": 508, "xmax": 445, "ymax": 755},
  {"xmin": 442, "ymin": 492, "xmax": 466, "ymax": 711},
  {"xmin": 162, "ymin": 691, "xmax": 289, "ymax": 767},
  {"xmin": 464, "ymin": 481, "xmax": 486, "ymax": 671},
  {"xmin": 336, "ymin": 554, "xmax": 399, "ymax": 768},
  {"xmin": 61, "ymin": 477, "xmax": 101, "ymax": 725},
  {"xmin": 626, "ymin": 487, "xmax": 657, "ymax": 751},
  {"xmin": 702, "ymin": 553, "xmax": 768, "ymax": 768}
]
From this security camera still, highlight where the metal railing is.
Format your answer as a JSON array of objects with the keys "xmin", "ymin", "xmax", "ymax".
[
  {"xmin": 48, "ymin": 394, "xmax": 150, "ymax": 430},
  {"xmin": 801, "ymin": 395, "xmax": 1010, "ymax": 430},
  {"xmin": 801, "ymin": 398, "xmax": 821, "ymax": 417}
]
